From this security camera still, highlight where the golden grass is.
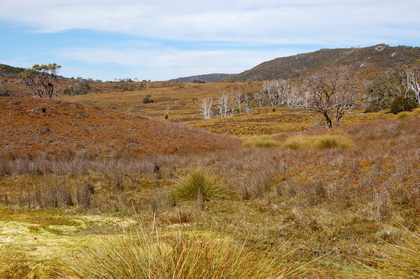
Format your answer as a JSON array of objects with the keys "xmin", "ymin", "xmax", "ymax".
[
  {"xmin": 171, "ymin": 167, "xmax": 233, "ymax": 202},
  {"xmin": 64, "ymin": 225, "xmax": 302, "ymax": 279},
  {"xmin": 282, "ymin": 131, "xmax": 355, "ymax": 150},
  {"xmin": 0, "ymin": 89, "xmax": 419, "ymax": 278},
  {"xmin": 357, "ymin": 227, "xmax": 420, "ymax": 278},
  {"xmin": 242, "ymin": 135, "xmax": 282, "ymax": 148},
  {"xmin": 58, "ymin": 81, "xmax": 387, "ymax": 136}
]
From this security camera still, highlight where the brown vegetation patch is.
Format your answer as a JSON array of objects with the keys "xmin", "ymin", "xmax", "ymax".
[{"xmin": 0, "ymin": 96, "xmax": 241, "ymax": 158}]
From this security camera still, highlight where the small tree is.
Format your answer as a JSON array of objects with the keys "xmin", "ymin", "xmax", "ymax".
[{"xmin": 19, "ymin": 64, "xmax": 61, "ymax": 99}]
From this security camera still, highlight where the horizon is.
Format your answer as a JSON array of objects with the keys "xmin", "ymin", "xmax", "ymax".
[{"xmin": 1, "ymin": 1, "xmax": 419, "ymax": 81}]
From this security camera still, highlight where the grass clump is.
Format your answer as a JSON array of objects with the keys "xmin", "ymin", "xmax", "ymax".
[
  {"xmin": 395, "ymin": 111, "xmax": 411, "ymax": 119},
  {"xmin": 314, "ymin": 132, "xmax": 355, "ymax": 149},
  {"xmin": 66, "ymin": 227, "xmax": 295, "ymax": 279},
  {"xmin": 281, "ymin": 134, "xmax": 309, "ymax": 150},
  {"xmin": 358, "ymin": 228, "xmax": 420, "ymax": 278},
  {"xmin": 282, "ymin": 132, "xmax": 355, "ymax": 150},
  {"xmin": 242, "ymin": 135, "xmax": 282, "ymax": 148},
  {"xmin": 171, "ymin": 167, "xmax": 232, "ymax": 202}
]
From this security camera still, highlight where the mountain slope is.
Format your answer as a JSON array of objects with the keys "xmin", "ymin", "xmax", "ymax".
[
  {"xmin": 228, "ymin": 44, "xmax": 420, "ymax": 81},
  {"xmin": 170, "ymin": 73, "xmax": 231, "ymax": 83},
  {"xmin": 0, "ymin": 97, "xmax": 241, "ymax": 158}
]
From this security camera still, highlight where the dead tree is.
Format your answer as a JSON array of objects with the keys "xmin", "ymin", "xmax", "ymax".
[{"xmin": 305, "ymin": 66, "xmax": 355, "ymax": 128}]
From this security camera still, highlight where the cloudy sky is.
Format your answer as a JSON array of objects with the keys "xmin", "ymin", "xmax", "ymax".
[{"xmin": 1, "ymin": 0, "xmax": 419, "ymax": 81}]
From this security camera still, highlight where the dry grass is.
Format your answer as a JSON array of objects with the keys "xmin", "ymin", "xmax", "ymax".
[
  {"xmin": 0, "ymin": 96, "xmax": 241, "ymax": 158},
  {"xmin": 281, "ymin": 131, "xmax": 355, "ymax": 150},
  {"xmin": 356, "ymin": 227, "xmax": 420, "ymax": 278},
  {"xmin": 64, "ymin": 225, "xmax": 302, "ymax": 279},
  {"xmin": 0, "ymin": 90, "xmax": 419, "ymax": 278},
  {"xmin": 171, "ymin": 167, "xmax": 233, "ymax": 203},
  {"xmin": 242, "ymin": 135, "xmax": 282, "ymax": 148}
]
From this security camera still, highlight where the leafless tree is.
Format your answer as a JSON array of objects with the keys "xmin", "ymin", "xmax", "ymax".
[
  {"xmin": 217, "ymin": 94, "xmax": 229, "ymax": 117},
  {"xmin": 260, "ymin": 80, "xmax": 290, "ymax": 107},
  {"xmin": 243, "ymin": 93, "xmax": 252, "ymax": 113},
  {"xmin": 304, "ymin": 66, "xmax": 355, "ymax": 128},
  {"xmin": 200, "ymin": 98, "xmax": 213, "ymax": 119},
  {"xmin": 233, "ymin": 90, "xmax": 243, "ymax": 113}
]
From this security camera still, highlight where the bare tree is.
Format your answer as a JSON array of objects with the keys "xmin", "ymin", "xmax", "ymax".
[
  {"xmin": 233, "ymin": 90, "xmax": 243, "ymax": 113},
  {"xmin": 217, "ymin": 94, "xmax": 229, "ymax": 117},
  {"xmin": 200, "ymin": 98, "xmax": 213, "ymax": 119},
  {"xmin": 243, "ymin": 93, "xmax": 252, "ymax": 113},
  {"xmin": 259, "ymin": 80, "xmax": 291, "ymax": 107},
  {"xmin": 19, "ymin": 64, "xmax": 61, "ymax": 99},
  {"xmin": 305, "ymin": 66, "xmax": 355, "ymax": 128}
]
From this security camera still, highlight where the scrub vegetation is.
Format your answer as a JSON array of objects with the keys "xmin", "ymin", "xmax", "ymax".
[{"xmin": 1, "ymin": 44, "xmax": 419, "ymax": 278}]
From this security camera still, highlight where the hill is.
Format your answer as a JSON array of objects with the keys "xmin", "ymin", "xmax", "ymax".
[
  {"xmin": 170, "ymin": 73, "xmax": 231, "ymax": 83},
  {"xmin": 0, "ymin": 96, "xmax": 241, "ymax": 158},
  {"xmin": 0, "ymin": 64, "xmax": 25, "ymax": 78},
  {"xmin": 228, "ymin": 44, "xmax": 420, "ymax": 81}
]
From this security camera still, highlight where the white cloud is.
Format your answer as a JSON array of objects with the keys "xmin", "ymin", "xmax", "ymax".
[
  {"xmin": 55, "ymin": 46, "xmax": 302, "ymax": 80},
  {"xmin": 1, "ymin": 0, "xmax": 419, "ymax": 44},
  {"xmin": 1, "ymin": 0, "xmax": 419, "ymax": 80}
]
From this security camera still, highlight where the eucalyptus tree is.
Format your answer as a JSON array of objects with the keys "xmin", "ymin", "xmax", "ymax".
[{"xmin": 19, "ymin": 63, "xmax": 61, "ymax": 99}]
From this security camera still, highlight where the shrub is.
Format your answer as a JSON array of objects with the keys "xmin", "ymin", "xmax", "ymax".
[
  {"xmin": 143, "ymin": 94, "xmax": 154, "ymax": 104},
  {"xmin": 171, "ymin": 167, "xmax": 232, "ymax": 202},
  {"xmin": 390, "ymin": 96, "xmax": 418, "ymax": 114}
]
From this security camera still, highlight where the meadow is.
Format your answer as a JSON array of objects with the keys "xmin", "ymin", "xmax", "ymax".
[{"xmin": 0, "ymin": 81, "xmax": 419, "ymax": 278}]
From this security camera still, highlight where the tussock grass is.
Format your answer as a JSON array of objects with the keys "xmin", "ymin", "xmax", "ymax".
[
  {"xmin": 395, "ymin": 111, "xmax": 411, "ymax": 119},
  {"xmin": 358, "ymin": 227, "xmax": 420, "ymax": 278},
  {"xmin": 282, "ymin": 131, "xmax": 355, "ymax": 150},
  {"xmin": 171, "ymin": 167, "xmax": 232, "ymax": 202},
  {"xmin": 66, "ymin": 226, "xmax": 296, "ymax": 279},
  {"xmin": 242, "ymin": 135, "xmax": 282, "ymax": 148}
]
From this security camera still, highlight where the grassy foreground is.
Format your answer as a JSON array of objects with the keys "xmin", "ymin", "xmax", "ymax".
[{"xmin": 1, "ymin": 104, "xmax": 419, "ymax": 278}]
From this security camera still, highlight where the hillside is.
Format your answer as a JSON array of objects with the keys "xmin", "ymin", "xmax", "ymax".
[
  {"xmin": 170, "ymin": 73, "xmax": 231, "ymax": 82},
  {"xmin": 0, "ymin": 64, "xmax": 25, "ymax": 78},
  {"xmin": 0, "ymin": 96, "xmax": 241, "ymax": 158},
  {"xmin": 228, "ymin": 44, "xmax": 420, "ymax": 81}
]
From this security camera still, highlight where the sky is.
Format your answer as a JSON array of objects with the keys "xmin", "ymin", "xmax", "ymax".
[{"xmin": 1, "ymin": 0, "xmax": 419, "ymax": 81}]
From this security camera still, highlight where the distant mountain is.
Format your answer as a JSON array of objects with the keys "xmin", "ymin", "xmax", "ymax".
[
  {"xmin": 227, "ymin": 44, "xmax": 420, "ymax": 81},
  {"xmin": 171, "ymin": 73, "xmax": 231, "ymax": 83}
]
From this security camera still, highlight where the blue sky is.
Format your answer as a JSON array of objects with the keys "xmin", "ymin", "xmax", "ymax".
[{"xmin": 1, "ymin": 0, "xmax": 419, "ymax": 81}]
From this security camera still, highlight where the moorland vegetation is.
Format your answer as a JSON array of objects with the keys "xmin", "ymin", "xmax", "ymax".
[{"xmin": 0, "ymin": 44, "xmax": 419, "ymax": 278}]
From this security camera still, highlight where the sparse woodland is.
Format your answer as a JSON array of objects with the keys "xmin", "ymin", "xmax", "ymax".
[{"xmin": 1, "ymin": 45, "xmax": 420, "ymax": 278}]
